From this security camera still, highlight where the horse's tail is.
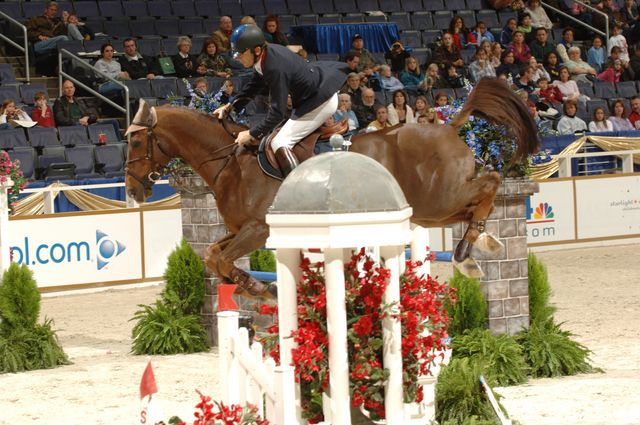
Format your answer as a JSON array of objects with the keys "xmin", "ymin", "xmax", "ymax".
[{"xmin": 449, "ymin": 78, "xmax": 540, "ymax": 162}]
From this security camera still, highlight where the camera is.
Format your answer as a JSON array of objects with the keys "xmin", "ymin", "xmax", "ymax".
[{"xmin": 393, "ymin": 42, "xmax": 402, "ymax": 49}]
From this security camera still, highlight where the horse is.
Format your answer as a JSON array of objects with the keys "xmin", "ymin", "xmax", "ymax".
[{"xmin": 124, "ymin": 78, "xmax": 538, "ymax": 299}]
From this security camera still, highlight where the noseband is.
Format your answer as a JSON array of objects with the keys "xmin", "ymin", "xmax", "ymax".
[{"xmin": 125, "ymin": 121, "xmax": 165, "ymax": 193}]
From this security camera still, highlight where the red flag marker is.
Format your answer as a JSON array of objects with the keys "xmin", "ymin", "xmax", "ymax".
[
  {"xmin": 140, "ymin": 361, "xmax": 158, "ymax": 400},
  {"xmin": 218, "ymin": 283, "xmax": 239, "ymax": 311}
]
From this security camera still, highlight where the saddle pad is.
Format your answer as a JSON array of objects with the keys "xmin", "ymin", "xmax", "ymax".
[{"xmin": 258, "ymin": 138, "xmax": 284, "ymax": 180}]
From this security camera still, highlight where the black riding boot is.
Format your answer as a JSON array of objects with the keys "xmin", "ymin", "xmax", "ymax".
[{"xmin": 274, "ymin": 146, "xmax": 299, "ymax": 178}]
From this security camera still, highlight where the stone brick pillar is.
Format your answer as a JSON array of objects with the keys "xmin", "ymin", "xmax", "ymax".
[{"xmin": 451, "ymin": 177, "xmax": 539, "ymax": 335}]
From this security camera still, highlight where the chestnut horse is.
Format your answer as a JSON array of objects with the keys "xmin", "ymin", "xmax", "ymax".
[{"xmin": 125, "ymin": 78, "xmax": 538, "ymax": 299}]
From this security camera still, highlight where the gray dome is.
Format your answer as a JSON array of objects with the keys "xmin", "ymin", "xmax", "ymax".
[{"xmin": 270, "ymin": 152, "xmax": 409, "ymax": 214}]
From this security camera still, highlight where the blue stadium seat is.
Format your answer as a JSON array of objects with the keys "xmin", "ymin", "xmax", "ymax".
[
  {"xmin": 95, "ymin": 144, "xmax": 125, "ymax": 177},
  {"xmin": 457, "ymin": 10, "xmax": 476, "ymax": 27},
  {"xmin": 99, "ymin": 1, "xmax": 124, "ymax": 17},
  {"xmin": 136, "ymin": 38, "xmax": 161, "ymax": 57},
  {"xmin": 83, "ymin": 18, "xmax": 105, "ymax": 35},
  {"xmin": 88, "ymin": 124, "xmax": 120, "ymax": 145},
  {"xmin": 278, "ymin": 15, "xmax": 296, "ymax": 33},
  {"xmin": 421, "ymin": 30, "xmax": 441, "ymax": 46},
  {"xmin": 123, "ymin": 1, "xmax": 149, "ymax": 17},
  {"xmin": 192, "ymin": 35, "xmax": 208, "ymax": 53},
  {"xmin": 0, "ymin": 86, "xmax": 19, "ymax": 104},
  {"xmin": 316, "ymin": 53, "xmax": 340, "ymax": 61},
  {"xmin": 22, "ymin": 2, "xmax": 47, "ymax": 18},
  {"xmin": 58, "ymin": 126, "xmax": 90, "ymax": 146},
  {"xmin": 9, "ymin": 147, "xmax": 36, "ymax": 181},
  {"xmin": 0, "ymin": 128, "xmax": 28, "ymax": 150},
  {"xmin": 335, "ymin": 0, "xmax": 358, "ymax": 13},
  {"xmin": 27, "ymin": 127, "xmax": 60, "ymax": 148},
  {"xmin": 402, "ymin": 0, "xmax": 423, "ymax": 11},
  {"xmin": 56, "ymin": 40, "xmax": 84, "ymax": 55},
  {"xmin": 20, "ymin": 83, "xmax": 48, "ymax": 106},
  {"xmin": 218, "ymin": 0, "xmax": 243, "ymax": 16},
  {"xmin": 401, "ymin": 30, "xmax": 422, "ymax": 48},
  {"xmin": 39, "ymin": 146, "xmax": 67, "ymax": 175},
  {"xmin": 74, "ymin": 1, "xmax": 99, "ymax": 18},
  {"xmin": 65, "ymin": 145, "xmax": 99, "ymax": 179},
  {"xmin": 586, "ymin": 99, "xmax": 608, "ymax": 115},
  {"xmin": 445, "ymin": 0, "xmax": 466, "ymax": 10},
  {"xmin": 162, "ymin": 37, "xmax": 180, "ymax": 55},
  {"xmin": 155, "ymin": 19, "xmax": 181, "ymax": 37},
  {"xmin": 616, "ymin": 81, "xmax": 638, "ymax": 98},
  {"xmin": 147, "ymin": 0, "xmax": 173, "ymax": 17},
  {"xmin": 176, "ymin": 79, "xmax": 193, "ymax": 97},
  {"xmin": 498, "ymin": 11, "xmax": 517, "ymax": 25},
  {"xmin": 379, "ymin": 0, "xmax": 402, "ymax": 12},
  {"xmin": 265, "ymin": 0, "xmax": 289, "ymax": 14},
  {"xmin": 577, "ymin": 81, "xmax": 595, "ymax": 98},
  {"xmin": 424, "ymin": 0, "xmax": 444, "ymax": 11},
  {"xmin": 412, "ymin": 12, "xmax": 434, "ymax": 30},
  {"xmin": 84, "ymin": 38, "xmax": 109, "ymax": 54},
  {"xmin": 310, "ymin": 0, "xmax": 335, "ymax": 14},
  {"xmin": 180, "ymin": 18, "xmax": 205, "ymax": 36},
  {"xmin": 412, "ymin": 47, "xmax": 431, "ymax": 66},
  {"xmin": 172, "ymin": 0, "xmax": 197, "ymax": 16},
  {"xmin": 297, "ymin": 14, "xmax": 319, "ymax": 25},
  {"xmin": 124, "ymin": 80, "xmax": 152, "ymax": 100},
  {"xmin": 194, "ymin": 0, "xmax": 219, "ymax": 17},
  {"xmin": 130, "ymin": 18, "xmax": 157, "ymax": 38},
  {"xmin": 357, "ymin": 0, "xmax": 380, "ymax": 10},
  {"xmin": 389, "ymin": 13, "xmax": 411, "ymax": 31},
  {"xmin": 433, "ymin": 11, "xmax": 453, "ymax": 30},
  {"xmin": 288, "ymin": 0, "xmax": 312, "ymax": 15},
  {"xmin": 242, "ymin": 0, "xmax": 266, "ymax": 15},
  {"xmin": 318, "ymin": 14, "xmax": 341, "ymax": 24},
  {"xmin": 365, "ymin": 14, "xmax": 387, "ymax": 22},
  {"xmin": 0, "ymin": 3, "xmax": 22, "ymax": 19},
  {"xmin": 476, "ymin": 10, "xmax": 500, "ymax": 29},
  {"xmin": 103, "ymin": 18, "xmax": 131, "ymax": 39},
  {"xmin": 593, "ymin": 81, "xmax": 616, "ymax": 99},
  {"xmin": 0, "ymin": 64, "xmax": 18, "ymax": 85},
  {"xmin": 150, "ymin": 78, "xmax": 178, "ymax": 99},
  {"xmin": 344, "ymin": 13, "xmax": 366, "ymax": 23}
]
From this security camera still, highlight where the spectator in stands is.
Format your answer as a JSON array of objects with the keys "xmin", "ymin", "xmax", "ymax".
[
  {"xmin": 94, "ymin": 43, "xmax": 129, "ymax": 95},
  {"xmin": 628, "ymin": 44, "xmax": 640, "ymax": 76},
  {"xmin": 609, "ymin": 99, "xmax": 635, "ymax": 130},
  {"xmin": 333, "ymin": 93, "xmax": 359, "ymax": 132},
  {"xmin": 544, "ymin": 51, "xmax": 561, "ymax": 81},
  {"xmin": 525, "ymin": 0, "xmax": 554, "ymax": 30},
  {"xmin": 448, "ymin": 15, "xmax": 476, "ymax": 50},
  {"xmin": 119, "ymin": 39, "xmax": 160, "ymax": 80},
  {"xmin": 387, "ymin": 90, "xmax": 414, "ymax": 125},
  {"xmin": 211, "ymin": 16, "xmax": 233, "ymax": 54},
  {"xmin": 588, "ymin": 107, "xmax": 614, "ymax": 132},
  {"xmin": 598, "ymin": 59, "xmax": 623, "ymax": 82},
  {"xmin": 424, "ymin": 107, "xmax": 444, "ymax": 124},
  {"xmin": 385, "ymin": 40, "xmax": 411, "ymax": 74},
  {"xmin": 564, "ymin": 46, "xmax": 597, "ymax": 83},
  {"xmin": 529, "ymin": 57, "xmax": 550, "ymax": 82},
  {"xmin": 556, "ymin": 27, "xmax": 576, "ymax": 64},
  {"xmin": 553, "ymin": 66, "xmax": 585, "ymax": 105},
  {"xmin": 53, "ymin": 80, "xmax": 97, "ymax": 127},
  {"xmin": 399, "ymin": 56, "xmax": 425, "ymax": 94},
  {"xmin": 240, "ymin": 16, "xmax": 257, "ymax": 26},
  {"xmin": 0, "ymin": 99, "xmax": 33, "ymax": 126},
  {"xmin": 217, "ymin": 79, "xmax": 236, "ymax": 104},
  {"xmin": 262, "ymin": 15, "xmax": 289, "ymax": 46},
  {"xmin": 434, "ymin": 92, "xmax": 450, "ymax": 121},
  {"xmin": 557, "ymin": 99, "xmax": 587, "ymax": 134},
  {"xmin": 416, "ymin": 114, "xmax": 428, "ymax": 125},
  {"xmin": 593, "ymin": 0, "xmax": 619, "ymax": 33},
  {"xmin": 347, "ymin": 34, "xmax": 376, "ymax": 71},
  {"xmin": 361, "ymin": 64, "xmax": 382, "ymax": 92},
  {"xmin": 469, "ymin": 47, "xmax": 497, "ymax": 82},
  {"xmin": 517, "ymin": 13, "xmax": 535, "ymax": 44},
  {"xmin": 368, "ymin": 104, "xmax": 392, "ymax": 129},
  {"xmin": 31, "ymin": 92, "xmax": 55, "ymax": 128},
  {"xmin": 530, "ymin": 27, "xmax": 556, "ymax": 63},
  {"xmin": 471, "ymin": 22, "xmax": 495, "ymax": 46},
  {"xmin": 353, "ymin": 88, "xmax": 378, "ymax": 129},
  {"xmin": 421, "ymin": 63, "xmax": 446, "ymax": 92},
  {"xmin": 515, "ymin": 65, "xmax": 537, "ymax": 95},
  {"xmin": 345, "ymin": 53, "xmax": 361, "ymax": 74},
  {"xmin": 587, "ymin": 36, "xmax": 607, "ymax": 73},
  {"xmin": 500, "ymin": 18, "xmax": 518, "ymax": 48},
  {"xmin": 508, "ymin": 31, "xmax": 532, "ymax": 64},
  {"xmin": 379, "ymin": 64, "xmax": 404, "ymax": 91},
  {"xmin": 413, "ymin": 96, "xmax": 429, "ymax": 120},
  {"xmin": 517, "ymin": 88, "xmax": 539, "ymax": 119},
  {"xmin": 189, "ymin": 78, "xmax": 209, "ymax": 108},
  {"xmin": 197, "ymin": 38, "xmax": 232, "ymax": 78},
  {"xmin": 496, "ymin": 50, "xmax": 520, "ymax": 81},
  {"xmin": 537, "ymin": 76, "xmax": 563, "ymax": 106},
  {"xmin": 606, "ymin": 46, "xmax": 635, "ymax": 80},
  {"xmin": 341, "ymin": 73, "xmax": 365, "ymax": 106},
  {"xmin": 26, "ymin": 1, "xmax": 69, "ymax": 56},
  {"xmin": 620, "ymin": 0, "xmax": 640, "ymax": 44},
  {"xmin": 172, "ymin": 36, "xmax": 198, "ymax": 79},
  {"xmin": 609, "ymin": 23, "xmax": 630, "ymax": 64},
  {"xmin": 63, "ymin": 11, "xmax": 93, "ymax": 41},
  {"xmin": 489, "ymin": 42, "xmax": 503, "ymax": 67},
  {"xmin": 627, "ymin": 96, "xmax": 640, "ymax": 128},
  {"xmin": 433, "ymin": 32, "xmax": 465, "ymax": 70},
  {"xmin": 444, "ymin": 64, "xmax": 465, "ymax": 88}
]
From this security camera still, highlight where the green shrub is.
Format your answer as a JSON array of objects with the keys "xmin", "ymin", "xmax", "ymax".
[
  {"xmin": 0, "ymin": 320, "xmax": 69, "ymax": 374},
  {"xmin": 249, "ymin": 250, "xmax": 276, "ymax": 273},
  {"xmin": 441, "ymin": 417, "xmax": 501, "ymax": 425},
  {"xmin": 163, "ymin": 239, "xmax": 205, "ymax": 315},
  {"xmin": 453, "ymin": 329, "xmax": 528, "ymax": 386},
  {"xmin": 446, "ymin": 270, "xmax": 487, "ymax": 336},
  {"xmin": 517, "ymin": 321, "xmax": 598, "ymax": 378},
  {"xmin": 435, "ymin": 357, "xmax": 500, "ymax": 425},
  {"xmin": 0, "ymin": 263, "xmax": 40, "ymax": 329},
  {"xmin": 528, "ymin": 252, "xmax": 556, "ymax": 326},
  {"xmin": 131, "ymin": 301, "xmax": 208, "ymax": 355}
]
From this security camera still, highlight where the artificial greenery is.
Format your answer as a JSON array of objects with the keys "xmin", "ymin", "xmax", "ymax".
[
  {"xmin": 441, "ymin": 417, "xmax": 503, "ymax": 425},
  {"xmin": 131, "ymin": 239, "xmax": 209, "ymax": 354},
  {"xmin": 446, "ymin": 270, "xmax": 487, "ymax": 336},
  {"xmin": 452, "ymin": 329, "xmax": 528, "ymax": 386},
  {"xmin": 249, "ymin": 250, "xmax": 276, "ymax": 273},
  {"xmin": 0, "ymin": 263, "xmax": 69, "ymax": 374},
  {"xmin": 527, "ymin": 252, "xmax": 556, "ymax": 326}
]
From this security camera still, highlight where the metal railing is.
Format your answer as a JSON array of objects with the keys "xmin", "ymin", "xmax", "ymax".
[
  {"xmin": 57, "ymin": 49, "xmax": 130, "ymax": 128},
  {"xmin": 555, "ymin": 148, "xmax": 640, "ymax": 177},
  {"xmin": 0, "ymin": 11, "xmax": 30, "ymax": 83},
  {"xmin": 542, "ymin": 0, "xmax": 609, "ymax": 50}
]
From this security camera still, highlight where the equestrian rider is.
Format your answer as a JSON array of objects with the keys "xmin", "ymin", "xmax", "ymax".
[{"xmin": 213, "ymin": 24, "xmax": 348, "ymax": 177}]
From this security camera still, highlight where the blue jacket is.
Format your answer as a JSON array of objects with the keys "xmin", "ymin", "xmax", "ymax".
[{"xmin": 399, "ymin": 70, "xmax": 425, "ymax": 92}]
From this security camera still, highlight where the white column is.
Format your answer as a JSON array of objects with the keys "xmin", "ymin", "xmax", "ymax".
[
  {"xmin": 217, "ymin": 311, "xmax": 240, "ymax": 405},
  {"xmin": 380, "ymin": 245, "xmax": 404, "ymax": 424},
  {"xmin": 324, "ymin": 247, "xmax": 351, "ymax": 425},
  {"xmin": 0, "ymin": 178, "xmax": 13, "ymax": 272},
  {"xmin": 43, "ymin": 190, "xmax": 55, "ymax": 214},
  {"xmin": 411, "ymin": 225, "xmax": 431, "ymax": 278}
]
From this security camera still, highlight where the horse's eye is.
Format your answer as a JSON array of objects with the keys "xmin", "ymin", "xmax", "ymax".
[{"xmin": 131, "ymin": 141, "xmax": 142, "ymax": 149}]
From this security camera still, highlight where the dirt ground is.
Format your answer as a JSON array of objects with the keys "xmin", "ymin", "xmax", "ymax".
[{"xmin": 0, "ymin": 245, "xmax": 638, "ymax": 424}]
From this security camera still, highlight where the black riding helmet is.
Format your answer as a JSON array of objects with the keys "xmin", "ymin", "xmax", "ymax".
[{"xmin": 230, "ymin": 24, "xmax": 266, "ymax": 59}]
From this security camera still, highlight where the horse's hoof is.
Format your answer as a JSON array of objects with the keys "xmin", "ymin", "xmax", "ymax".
[
  {"xmin": 454, "ymin": 239, "xmax": 471, "ymax": 263},
  {"xmin": 452, "ymin": 257, "xmax": 484, "ymax": 279},
  {"xmin": 230, "ymin": 268, "xmax": 277, "ymax": 300},
  {"xmin": 475, "ymin": 233, "xmax": 504, "ymax": 255}
]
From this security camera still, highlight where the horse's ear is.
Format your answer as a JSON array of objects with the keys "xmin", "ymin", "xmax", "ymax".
[
  {"xmin": 125, "ymin": 100, "xmax": 156, "ymax": 136},
  {"xmin": 149, "ymin": 106, "xmax": 158, "ymax": 128}
]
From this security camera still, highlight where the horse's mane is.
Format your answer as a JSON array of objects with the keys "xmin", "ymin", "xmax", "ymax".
[{"xmin": 156, "ymin": 105, "xmax": 250, "ymax": 131}]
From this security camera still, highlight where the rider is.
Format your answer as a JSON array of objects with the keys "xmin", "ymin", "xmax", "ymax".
[{"xmin": 213, "ymin": 24, "xmax": 348, "ymax": 177}]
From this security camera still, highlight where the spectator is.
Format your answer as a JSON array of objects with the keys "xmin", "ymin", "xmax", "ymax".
[
  {"xmin": 172, "ymin": 36, "xmax": 197, "ymax": 78},
  {"xmin": 489, "ymin": 42, "xmax": 503, "ymax": 67},
  {"xmin": 433, "ymin": 32, "xmax": 465, "ymax": 70},
  {"xmin": 347, "ymin": 34, "xmax": 376, "ymax": 71},
  {"xmin": 517, "ymin": 88, "xmax": 539, "ymax": 119},
  {"xmin": 627, "ymin": 96, "xmax": 640, "ymax": 128},
  {"xmin": 609, "ymin": 99, "xmax": 635, "ymax": 130},
  {"xmin": 525, "ymin": 0, "xmax": 554, "ymax": 30},
  {"xmin": 26, "ymin": 1, "xmax": 69, "ymax": 56},
  {"xmin": 416, "ymin": 114, "xmax": 429, "ymax": 125},
  {"xmin": 606, "ymin": 46, "xmax": 635, "ymax": 80},
  {"xmin": 557, "ymin": 99, "xmax": 587, "ymax": 134},
  {"xmin": 420, "ymin": 63, "xmax": 446, "ymax": 92},
  {"xmin": 31, "ymin": 92, "xmax": 55, "ymax": 127},
  {"xmin": 63, "ymin": 11, "xmax": 93, "ymax": 41},
  {"xmin": 517, "ymin": 13, "xmax": 534, "ymax": 44},
  {"xmin": 385, "ymin": 40, "xmax": 411, "ymax": 74},
  {"xmin": 609, "ymin": 23, "xmax": 630, "ymax": 63},
  {"xmin": 566, "ymin": 5, "xmax": 592, "ymax": 38},
  {"xmin": 515, "ymin": 65, "xmax": 537, "ymax": 95},
  {"xmin": 544, "ymin": 51, "xmax": 561, "ymax": 82},
  {"xmin": 53, "ymin": 80, "xmax": 97, "ymax": 127},
  {"xmin": 196, "ymin": 38, "xmax": 232, "ymax": 78},
  {"xmin": 593, "ymin": 0, "xmax": 618, "ymax": 33},
  {"xmin": 628, "ymin": 44, "xmax": 640, "ymax": 76},
  {"xmin": 399, "ymin": 56, "xmax": 425, "ymax": 93},
  {"xmin": 333, "ymin": 93, "xmax": 359, "ymax": 131},
  {"xmin": 495, "ymin": 50, "xmax": 520, "ymax": 81},
  {"xmin": 94, "ymin": 43, "xmax": 129, "ymax": 95},
  {"xmin": 556, "ymin": 27, "xmax": 576, "ymax": 63},
  {"xmin": 471, "ymin": 21, "xmax": 495, "ymax": 46},
  {"xmin": 387, "ymin": 90, "xmax": 414, "ymax": 125},
  {"xmin": 0, "ymin": 99, "xmax": 33, "ymax": 126},
  {"xmin": 434, "ymin": 92, "xmax": 450, "ymax": 121},
  {"xmin": 529, "ymin": 56, "xmax": 550, "ymax": 83},
  {"xmin": 378, "ymin": 64, "xmax": 404, "ymax": 91},
  {"xmin": 508, "ymin": 30, "xmax": 532, "ymax": 64},
  {"xmin": 587, "ymin": 36, "xmax": 607, "ymax": 73},
  {"xmin": 262, "ymin": 15, "xmax": 289, "ymax": 46},
  {"xmin": 564, "ymin": 46, "xmax": 597, "ymax": 83},
  {"xmin": 530, "ymin": 27, "xmax": 556, "ymax": 63},
  {"xmin": 188, "ymin": 78, "xmax": 209, "ymax": 108},
  {"xmin": 500, "ymin": 18, "xmax": 518, "ymax": 47},
  {"xmin": 217, "ymin": 79, "xmax": 236, "ymax": 104},
  {"xmin": 368, "ymin": 104, "xmax": 392, "ymax": 129},
  {"xmin": 620, "ymin": 0, "xmax": 640, "ymax": 44},
  {"xmin": 119, "ymin": 38, "xmax": 160, "ymax": 80},
  {"xmin": 240, "ymin": 16, "xmax": 257, "ymax": 26},
  {"xmin": 553, "ymin": 66, "xmax": 585, "ymax": 105},
  {"xmin": 537, "ymin": 76, "xmax": 563, "ymax": 106},
  {"xmin": 413, "ymin": 95, "xmax": 429, "ymax": 119},
  {"xmin": 353, "ymin": 88, "xmax": 379, "ymax": 129},
  {"xmin": 588, "ymin": 107, "xmax": 614, "ymax": 132},
  {"xmin": 448, "ymin": 15, "xmax": 476, "ymax": 50},
  {"xmin": 469, "ymin": 47, "xmax": 497, "ymax": 82},
  {"xmin": 340, "ymin": 72, "xmax": 365, "ymax": 106},
  {"xmin": 211, "ymin": 16, "xmax": 233, "ymax": 54},
  {"xmin": 345, "ymin": 52, "xmax": 361, "ymax": 74},
  {"xmin": 444, "ymin": 64, "xmax": 465, "ymax": 88},
  {"xmin": 598, "ymin": 59, "xmax": 623, "ymax": 82},
  {"xmin": 361, "ymin": 64, "xmax": 382, "ymax": 92},
  {"xmin": 424, "ymin": 107, "xmax": 444, "ymax": 124}
]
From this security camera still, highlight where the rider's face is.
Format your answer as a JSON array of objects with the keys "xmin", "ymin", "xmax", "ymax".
[{"xmin": 236, "ymin": 47, "xmax": 258, "ymax": 68}]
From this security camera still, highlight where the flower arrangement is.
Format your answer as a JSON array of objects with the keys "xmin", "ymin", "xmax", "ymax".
[
  {"xmin": 0, "ymin": 150, "xmax": 27, "ymax": 214},
  {"xmin": 257, "ymin": 248, "xmax": 454, "ymax": 422},
  {"xmin": 170, "ymin": 391, "xmax": 269, "ymax": 425}
]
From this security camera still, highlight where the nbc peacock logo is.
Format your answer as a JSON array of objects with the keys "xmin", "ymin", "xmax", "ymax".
[
  {"xmin": 531, "ymin": 202, "xmax": 555, "ymax": 223},
  {"xmin": 526, "ymin": 199, "xmax": 557, "ymax": 238}
]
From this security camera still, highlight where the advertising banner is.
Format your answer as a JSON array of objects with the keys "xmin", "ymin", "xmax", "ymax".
[
  {"xmin": 142, "ymin": 209, "xmax": 183, "ymax": 278},
  {"xmin": 526, "ymin": 180, "xmax": 576, "ymax": 244}
]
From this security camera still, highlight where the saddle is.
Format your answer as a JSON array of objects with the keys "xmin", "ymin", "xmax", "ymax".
[{"xmin": 256, "ymin": 118, "xmax": 349, "ymax": 180}]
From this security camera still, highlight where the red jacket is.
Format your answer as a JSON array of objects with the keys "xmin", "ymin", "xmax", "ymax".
[
  {"xmin": 32, "ymin": 106, "xmax": 56, "ymax": 128},
  {"xmin": 539, "ymin": 86, "xmax": 564, "ymax": 104}
]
